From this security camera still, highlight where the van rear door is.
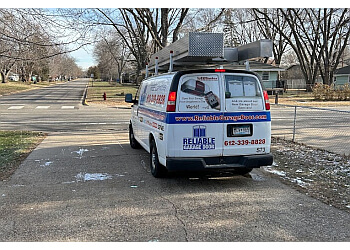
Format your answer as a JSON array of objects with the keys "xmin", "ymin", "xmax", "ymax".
[
  {"xmin": 169, "ymin": 73, "xmax": 224, "ymax": 158},
  {"xmin": 222, "ymin": 73, "xmax": 271, "ymax": 156}
]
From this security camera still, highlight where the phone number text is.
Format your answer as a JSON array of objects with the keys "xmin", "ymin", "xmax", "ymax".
[{"xmin": 224, "ymin": 139, "xmax": 266, "ymax": 146}]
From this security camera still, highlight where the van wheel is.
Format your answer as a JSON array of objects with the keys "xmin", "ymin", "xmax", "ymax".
[
  {"xmin": 150, "ymin": 140, "xmax": 167, "ymax": 178},
  {"xmin": 234, "ymin": 168, "xmax": 253, "ymax": 175},
  {"xmin": 129, "ymin": 125, "xmax": 141, "ymax": 149}
]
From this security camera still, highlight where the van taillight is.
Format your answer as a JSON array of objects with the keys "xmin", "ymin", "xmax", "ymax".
[
  {"xmin": 215, "ymin": 69, "xmax": 226, "ymax": 73},
  {"xmin": 263, "ymin": 90, "xmax": 270, "ymax": 110},
  {"xmin": 166, "ymin": 91, "xmax": 177, "ymax": 112}
]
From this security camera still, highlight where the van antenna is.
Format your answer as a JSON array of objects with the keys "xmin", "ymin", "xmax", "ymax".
[
  {"xmin": 145, "ymin": 63, "xmax": 149, "ymax": 78},
  {"xmin": 155, "ymin": 57, "xmax": 159, "ymax": 75},
  {"xmin": 245, "ymin": 60, "xmax": 250, "ymax": 71},
  {"xmin": 169, "ymin": 51, "xmax": 173, "ymax": 72}
]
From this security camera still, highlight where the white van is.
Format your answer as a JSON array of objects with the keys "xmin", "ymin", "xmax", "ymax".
[{"xmin": 125, "ymin": 69, "xmax": 273, "ymax": 177}]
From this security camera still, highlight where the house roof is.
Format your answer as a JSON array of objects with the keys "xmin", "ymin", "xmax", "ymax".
[
  {"xmin": 335, "ymin": 65, "xmax": 350, "ymax": 75},
  {"xmin": 285, "ymin": 64, "xmax": 300, "ymax": 70}
]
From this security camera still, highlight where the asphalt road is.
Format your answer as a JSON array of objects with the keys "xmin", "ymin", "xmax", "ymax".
[
  {"xmin": 0, "ymin": 79, "xmax": 350, "ymax": 241},
  {"xmin": 0, "ymin": 79, "xmax": 130, "ymax": 132}
]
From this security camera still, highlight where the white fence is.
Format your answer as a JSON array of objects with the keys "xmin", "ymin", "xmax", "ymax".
[{"xmin": 286, "ymin": 79, "xmax": 306, "ymax": 89}]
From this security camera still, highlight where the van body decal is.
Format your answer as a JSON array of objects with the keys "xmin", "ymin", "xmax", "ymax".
[
  {"xmin": 183, "ymin": 125, "xmax": 216, "ymax": 150},
  {"xmin": 137, "ymin": 106, "xmax": 270, "ymax": 124},
  {"xmin": 138, "ymin": 106, "xmax": 166, "ymax": 122},
  {"xmin": 179, "ymin": 75, "xmax": 221, "ymax": 111},
  {"xmin": 167, "ymin": 112, "xmax": 271, "ymax": 124}
]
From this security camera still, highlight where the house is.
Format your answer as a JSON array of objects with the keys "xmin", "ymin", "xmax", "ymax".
[
  {"xmin": 334, "ymin": 65, "xmax": 350, "ymax": 86},
  {"xmin": 284, "ymin": 64, "xmax": 304, "ymax": 79}
]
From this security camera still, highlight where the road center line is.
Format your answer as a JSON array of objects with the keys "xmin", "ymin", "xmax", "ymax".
[{"xmin": 8, "ymin": 106, "xmax": 24, "ymax": 110}]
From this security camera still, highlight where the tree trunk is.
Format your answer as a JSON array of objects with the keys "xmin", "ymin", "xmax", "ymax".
[
  {"xmin": 119, "ymin": 72, "xmax": 123, "ymax": 84},
  {"xmin": 1, "ymin": 72, "xmax": 5, "ymax": 83},
  {"xmin": 1, "ymin": 69, "xmax": 12, "ymax": 83},
  {"xmin": 160, "ymin": 8, "xmax": 169, "ymax": 47}
]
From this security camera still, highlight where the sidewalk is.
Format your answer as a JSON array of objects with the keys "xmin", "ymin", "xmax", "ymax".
[{"xmin": 0, "ymin": 130, "xmax": 149, "ymax": 241}]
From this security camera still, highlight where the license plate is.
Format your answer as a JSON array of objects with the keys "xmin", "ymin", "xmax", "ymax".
[
  {"xmin": 227, "ymin": 124, "xmax": 252, "ymax": 137},
  {"xmin": 233, "ymin": 126, "xmax": 250, "ymax": 135}
]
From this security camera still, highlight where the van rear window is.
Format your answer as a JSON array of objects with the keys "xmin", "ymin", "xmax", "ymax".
[
  {"xmin": 225, "ymin": 75, "xmax": 261, "ymax": 98},
  {"xmin": 224, "ymin": 75, "xmax": 264, "ymax": 111}
]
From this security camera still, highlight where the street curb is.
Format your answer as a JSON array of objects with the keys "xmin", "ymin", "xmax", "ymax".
[{"xmin": 81, "ymin": 83, "xmax": 89, "ymax": 106}]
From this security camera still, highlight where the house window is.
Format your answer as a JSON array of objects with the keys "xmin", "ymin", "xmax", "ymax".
[
  {"xmin": 334, "ymin": 76, "xmax": 337, "ymax": 83},
  {"xmin": 262, "ymin": 72, "xmax": 269, "ymax": 81}
]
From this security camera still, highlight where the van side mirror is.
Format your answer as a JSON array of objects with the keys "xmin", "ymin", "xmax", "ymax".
[{"xmin": 125, "ymin": 93, "xmax": 138, "ymax": 104}]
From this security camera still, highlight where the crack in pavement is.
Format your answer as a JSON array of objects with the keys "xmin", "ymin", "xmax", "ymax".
[{"xmin": 159, "ymin": 195, "xmax": 189, "ymax": 242}]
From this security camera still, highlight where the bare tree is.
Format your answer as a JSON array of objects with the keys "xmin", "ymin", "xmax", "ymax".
[
  {"xmin": 251, "ymin": 9, "xmax": 290, "ymax": 65},
  {"xmin": 316, "ymin": 9, "xmax": 350, "ymax": 85},
  {"xmin": 93, "ymin": 31, "xmax": 131, "ymax": 83},
  {"xmin": 223, "ymin": 9, "xmax": 261, "ymax": 48},
  {"xmin": 254, "ymin": 8, "xmax": 350, "ymax": 90},
  {"xmin": 222, "ymin": 9, "xmax": 290, "ymax": 65},
  {"xmin": 180, "ymin": 9, "xmax": 225, "ymax": 34},
  {"xmin": 132, "ymin": 8, "xmax": 189, "ymax": 51},
  {"xmin": 94, "ymin": 8, "xmax": 191, "ymax": 79},
  {"xmin": 96, "ymin": 8, "xmax": 150, "ymax": 77},
  {"xmin": 0, "ymin": 8, "xmax": 84, "ymax": 83},
  {"xmin": 49, "ymin": 8, "xmax": 226, "ymax": 81},
  {"xmin": 94, "ymin": 38, "xmax": 118, "ymax": 82}
]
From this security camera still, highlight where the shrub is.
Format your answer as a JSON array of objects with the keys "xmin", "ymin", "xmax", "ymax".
[
  {"xmin": 312, "ymin": 83, "xmax": 350, "ymax": 101},
  {"xmin": 312, "ymin": 83, "xmax": 324, "ymax": 100}
]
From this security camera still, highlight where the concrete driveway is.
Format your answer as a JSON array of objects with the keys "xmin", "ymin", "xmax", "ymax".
[{"xmin": 1, "ymin": 131, "xmax": 349, "ymax": 241}]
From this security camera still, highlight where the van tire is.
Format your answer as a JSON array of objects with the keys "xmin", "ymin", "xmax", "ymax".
[
  {"xmin": 150, "ymin": 139, "xmax": 167, "ymax": 178},
  {"xmin": 129, "ymin": 124, "xmax": 141, "ymax": 149},
  {"xmin": 234, "ymin": 168, "xmax": 253, "ymax": 175}
]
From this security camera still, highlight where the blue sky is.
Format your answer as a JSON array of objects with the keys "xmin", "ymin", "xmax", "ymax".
[{"xmin": 70, "ymin": 45, "xmax": 95, "ymax": 71}]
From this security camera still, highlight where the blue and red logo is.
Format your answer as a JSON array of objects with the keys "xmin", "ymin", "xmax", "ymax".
[{"xmin": 183, "ymin": 125, "xmax": 215, "ymax": 150}]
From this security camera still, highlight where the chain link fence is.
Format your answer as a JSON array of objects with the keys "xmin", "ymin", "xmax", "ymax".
[{"xmin": 270, "ymin": 104, "xmax": 350, "ymax": 156}]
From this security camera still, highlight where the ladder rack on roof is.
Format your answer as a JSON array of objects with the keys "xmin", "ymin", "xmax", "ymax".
[{"xmin": 146, "ymin": 32, "xmax": 273, "ymax": 77}]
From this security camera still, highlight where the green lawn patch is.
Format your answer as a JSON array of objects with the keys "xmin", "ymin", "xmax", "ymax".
[
  {"xmin": 0, "ymin": 131, "xmax": 46, "ymax": 180},
  {"xmin": 0, "ymin": 81, "xmax": 54, "ymax": 96},
  {"xmin": 86, "ymin": 81, "xmax": 138, "ymax": 105},
  {"xmin": 0, "ymin": 82, "xmax": 35, "ymax": 96}
]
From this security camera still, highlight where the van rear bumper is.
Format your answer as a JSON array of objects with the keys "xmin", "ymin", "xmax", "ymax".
[{"xmin": 166, "ymin": 154, "xmax": 273, "ymax": 171}]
